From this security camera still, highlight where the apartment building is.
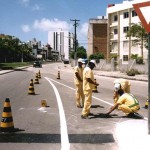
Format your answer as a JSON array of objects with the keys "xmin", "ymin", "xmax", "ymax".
[
  {"xmin": 87, "ymin": 16, "xmax": 108, "ymax": 58},
  {"xmin": 48, "ymin": 30, "xmax": 74, "ymax": 60},
  {"xmin": 107, "ymin": 0, "xmax": 149, "ymax": 64}
]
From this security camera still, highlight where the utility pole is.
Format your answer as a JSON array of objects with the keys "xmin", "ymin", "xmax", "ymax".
[{"xmin": 70, "ymin": 19, "xmax": 80, "ymax": 66}]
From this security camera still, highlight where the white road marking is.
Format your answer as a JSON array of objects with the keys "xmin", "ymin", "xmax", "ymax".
[
  {"xmin": 45, "ymin": 77, "xmax": 70, "ymax": 150},
  {"xmin": 47, "ymin": 78, "xmax": 113, "ymax": 106}
]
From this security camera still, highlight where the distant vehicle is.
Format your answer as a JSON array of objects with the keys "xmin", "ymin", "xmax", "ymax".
[{"xmin": 33, "ymin": 61, "xmax": 42, "ymax": 68}]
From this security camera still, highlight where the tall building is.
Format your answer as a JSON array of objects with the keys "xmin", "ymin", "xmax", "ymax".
[
  {"xmin": 107, "ymin": 0, "xmax": 149, "ymax": 64},
  {"xmin": 48, "ymin": 30, "xmax": 74, "ymax": 60},
  {"xmin": 87, "ymin": 16, "xmax": 108, "ymax": 59}
]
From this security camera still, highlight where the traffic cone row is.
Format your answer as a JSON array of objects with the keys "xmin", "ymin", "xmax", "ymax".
[
  {"xmin": 0, "ymin": 70, "xmax": 42, "ymax": 132},
  {"xmin": 28, "ymin": 70, "xmax": 42, "ymax": 95}
]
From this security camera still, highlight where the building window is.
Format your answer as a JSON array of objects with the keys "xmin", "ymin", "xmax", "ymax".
[
  {"xmin": 114, "ymin": 15, "xmax": 118, "ymax": 21},
  {"xmin": 123, "ymin": 41, "xmax": 129, "ymax": 47},
  {"xmin": 123, "ymin": 55, "xmax": 128, "ymax": 61},
  {"xmin": 123, "ymin": 12, "xmax": 129, "ymax": 18},
  {"xmin": 123, "ymin": 26, "xmax": 129, "ymax": 33},
  {"xmin": 114, "ymin": 28, "xmax": 118, "ymax": 34},
  {"xmin": 132, "ymin": 10, "xmax": 137, "ymax": 17}
]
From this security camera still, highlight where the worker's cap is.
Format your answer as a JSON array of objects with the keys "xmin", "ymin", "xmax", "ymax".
[
  {"xmin": 78, "ymin": 58, "xmax": 84, "ymax": 63},
  {"xmin": 114, "ymin": 83, "xmax": 121, "ymax": 91},
  {"xmin": 89, "ymin": 60, "xmax": 96, "ymax": 66}
]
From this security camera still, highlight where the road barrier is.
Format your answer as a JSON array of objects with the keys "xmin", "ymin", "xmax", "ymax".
[
  {"xmin": 28, "ymin": 79, "xmax": 35, "ymax": 95},
  {"xmin": 0, "ymin": 98, "xmax": 14, "ymax": 132}
]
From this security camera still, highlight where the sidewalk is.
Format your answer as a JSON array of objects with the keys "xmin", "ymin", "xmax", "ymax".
[
  {"xmin": 94, "ymin": 70, "xmax": 148, "ymax": 82},
  {"xmin": 62, "ymin": 63, "xmax": 148, "ymax": 82},
  {"xmin": 0, "ymin": 66, "xmax": 30, "ymax": 75}
]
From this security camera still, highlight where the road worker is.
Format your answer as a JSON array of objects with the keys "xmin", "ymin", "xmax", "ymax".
[
  {"xmin": 113, "ymin": 78, "xmax": 130, "ymax": 104},
  {"xmin": 106, "ymin": 79, "xmax": 142, "ymax": 118},
  {"xmin": 74, "ymin": 58, "xmax": 85, "ymax": 108},
  {"xmin": 81, "ymin": 60, "xmax": 99, "ymax": 119}
]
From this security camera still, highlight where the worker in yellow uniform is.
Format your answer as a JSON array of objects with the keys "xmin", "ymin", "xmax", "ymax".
[
  {"xmin": 74, "ymin": 58, "xmax": 85, "ymax": 108},
  {"xmin": 113, "ymin": 78, "xmax": 130, "ymax": 104},
  {"xmin": 81, "ymin": 60, "xmax": 99, "ymax": 119},
  {"xmin": 106, "ymin": 81, "xmax": 143, "ymax": 118}
]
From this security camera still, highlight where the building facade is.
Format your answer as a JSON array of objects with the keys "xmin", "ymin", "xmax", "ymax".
[
  {"xmin": 48, "ymin": 30, "xmax": 74, "ymax": 60},
  {"xmin": 107, "ymin": 0, "xmax": 149, "ymax": 64},
  {"xmin": 87, "ymin": 17, "xmax": 108, "ymax": 59}
]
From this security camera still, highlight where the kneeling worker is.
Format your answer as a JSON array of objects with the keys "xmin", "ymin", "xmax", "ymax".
[{"xmin": 106, "ymin": 81, "xmax": 142, "ymax": 118}]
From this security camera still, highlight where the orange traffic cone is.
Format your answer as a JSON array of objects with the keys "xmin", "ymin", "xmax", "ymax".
[
  {"xmin": 28, "ymin": 79, "xmax": 35, "ymax": 95},
  {"xmin": 0, "ymin": 98, "xmax": 14, "ymax": 132},
  {"xmin": 34, "ymin": 73, "xmax": 39, "ymax": 84},
  {"xmin": 92, "ymin": 79, "xmax": 98, "ymax": 93},
  {"xmin": 57, "ymin": 71, "xmax": 60, "ymax": 79},
  {"xmin": 38, "ymin": 70, "xmax": 41, "ymax": 79}
]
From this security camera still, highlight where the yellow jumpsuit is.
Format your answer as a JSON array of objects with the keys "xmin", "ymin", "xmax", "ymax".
[
  {"xmin": 74, "ymin": 66, "xmax": 84, "ymax": 107},
  {"xmin": 82, "ymin": 67, "xmax": 95, "ymax": 117},
  {"xmin": 117, "ymin": 93, "xmax": 140, "ymax": 115}
]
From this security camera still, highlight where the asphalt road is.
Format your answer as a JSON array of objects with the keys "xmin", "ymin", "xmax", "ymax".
[{"xmin": 0, "ymin": 62, "xmax": 148, "ymax": 150}]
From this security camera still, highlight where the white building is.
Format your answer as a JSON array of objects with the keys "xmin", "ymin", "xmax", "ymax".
[
  {"xmin": 48, "ymin": 30, "xmax": 74, "ymax": 60},
  {"xmin": 107, "ymin": 0, "xmax": 149, "ymax": 64}
]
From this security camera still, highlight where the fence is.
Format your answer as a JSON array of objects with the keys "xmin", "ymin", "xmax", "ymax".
[{"xmin": 70, "ymin": 58, "xmax": 148, "ymax": 74}]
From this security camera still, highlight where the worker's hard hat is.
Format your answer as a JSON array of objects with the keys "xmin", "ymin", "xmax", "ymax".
[
  {"xmin": 78, "ymin": 58, "xmax": 83, "ymax": 63},
  {"xmin": 89, "ymin": 60, "xmax": 96, "ymax": 66},
  {"xmin": 114, "ymin": 83, "xmax": 121, "ymax": 91}
]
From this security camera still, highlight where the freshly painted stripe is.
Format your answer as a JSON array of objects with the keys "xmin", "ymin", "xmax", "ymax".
[{"xmin": 45, "ymin": 77, "xmax": 70, "ymax": 150}]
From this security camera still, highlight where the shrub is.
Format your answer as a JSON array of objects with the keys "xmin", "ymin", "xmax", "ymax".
[
  {"xmin": 126, "ymin": 69, "xmax": 140, "ymax": 76},
  {"xmin": 136, "ymin": 57, "xmax": 143, "ymax": 64}
]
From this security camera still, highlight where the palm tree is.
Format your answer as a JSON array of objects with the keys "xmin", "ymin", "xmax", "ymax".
[{"xmin": 126, "ymin": 23, "xmax": 148, "ymax": 59}]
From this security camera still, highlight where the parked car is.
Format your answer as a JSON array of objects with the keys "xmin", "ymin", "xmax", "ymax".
[{"xmin": 33, "ymin": 61, "xmax": 42, "ymax": 67}]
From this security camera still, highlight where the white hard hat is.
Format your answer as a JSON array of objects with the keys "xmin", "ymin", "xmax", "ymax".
[
  {"xmin": 90, "ymin": 60, "xmax": 96, "ymax": 66},
  {"xmin": 114, "ymin": 83, "xmax": 121, "ymax": 91},
  {"xmin": 78, "ymin": 58, "xmax": 83, "ymax": 63}
]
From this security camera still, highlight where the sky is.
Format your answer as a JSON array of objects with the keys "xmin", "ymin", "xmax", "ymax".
[{"xmin": 0, "ymin": 0, "xmax": 123, "ymax": 48}]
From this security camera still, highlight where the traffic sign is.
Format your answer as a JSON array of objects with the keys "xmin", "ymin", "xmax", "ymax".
[{"xmin": 133, "ymin": 1, "xmax": 150, "ymax": 33}]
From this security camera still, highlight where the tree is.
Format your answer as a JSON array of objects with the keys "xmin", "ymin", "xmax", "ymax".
[
  {"xmin": 89, "ymin": 52, "xmax": 104, "ymax": 60},
  {"xmin": 126, "ymin": 23, "xmax": 148, "ymax": 59},
  {"xmin": 70, "ymin": 46, "xmax": 87, "ymax": 59}
]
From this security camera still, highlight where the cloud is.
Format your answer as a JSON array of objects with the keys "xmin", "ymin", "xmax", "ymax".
[
  {"xmin": 33, "ymin": 18, "xmax": 72, "ymax": 31},
  {"xmin": 32, "ymin": 4, "xmax": 40, "ymax": 11},
  {"xmin": 79, "ymin": 23, "xmax": 88, "ymax": 38},
  {"xmin": 21, "ymin": 0, "xmax": 30, "ymax": 7},
  {"xmin": 22, "ymin": 25, "xmax": 31, "ymax": 32},
  {"xmin": 78, "ymin": 22, "xmax": 88, "ymax": 46}
]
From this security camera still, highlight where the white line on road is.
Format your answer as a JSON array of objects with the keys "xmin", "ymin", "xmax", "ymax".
[
  {"xmin": 46, "ymin": 78, "xmax": 113, "ymax": 106},
  {"xmin": 45, "ymin": 77, "xmax": 70, "ymax": 150}
]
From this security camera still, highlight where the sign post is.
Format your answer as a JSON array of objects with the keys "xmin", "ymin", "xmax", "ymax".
[{"xmin": 133, "ymin": 1, "xmax": 150, "ymax": 134}]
